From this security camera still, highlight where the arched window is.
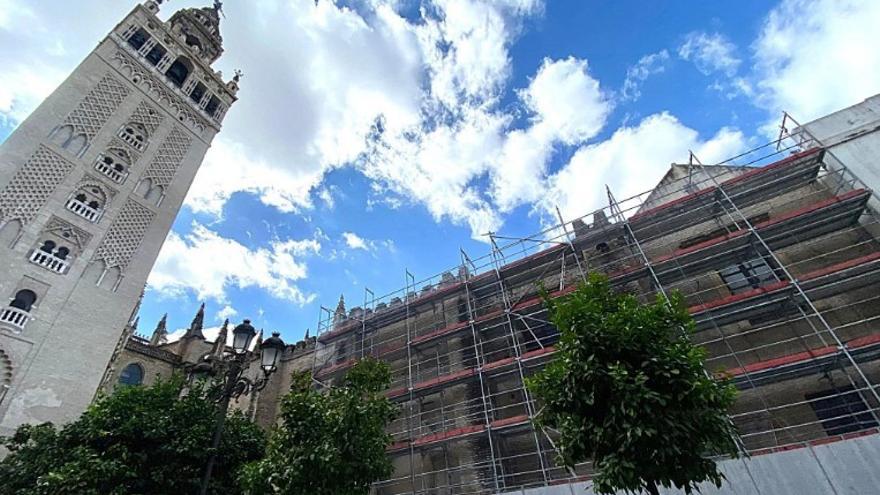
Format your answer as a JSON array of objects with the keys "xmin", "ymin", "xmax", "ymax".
[
  {"xmin": 205, "ymin": 95, "xmax": 221, "ymax": 116},
  {"xmin": 118, "ymin": 363, "xmax": 144, "ymax": 386},
  {"xmin": 189, "ymin": 82, "xmax": 207, "ymax": 104},
  {"xmin": 39, "ymin": 240, "xmax": 56, "ymax": 254},
  {"xmin": 118, "ymin": 123, "xmax": 149, "ymax": 151},
  {"xmin": 66, "ymin": 185, "xmax": 107, "ymax": 222},
  {"xmin": 165, "ymin": 57, "xmax": 192, "ymax": 88},
  {"xmin": 145, "ymin": 43, "xmax": 167, "ymax": 66},
  {"xmin": 55, "ymin": 247, "xmax": 70, "ymax": 260},
  {"xmin": 95, "ymin": 150, "xmax": 130, "ymax": 184},
  {"xmin": 10, "ymin": 290, "xmax": 37, "ymax": 312},
  {"xmin": 127, "ymin": 27, "xmax": 150, "ymax": 51}
]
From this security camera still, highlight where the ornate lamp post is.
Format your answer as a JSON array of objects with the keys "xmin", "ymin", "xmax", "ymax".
[{"xmin": 191, "ymin": 319, "xmax": 285, "ymax": 495}]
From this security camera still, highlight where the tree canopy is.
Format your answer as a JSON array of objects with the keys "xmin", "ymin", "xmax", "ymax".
[
  {"xmin": 239, "ymin": 358, "xmax": 397, "ymax": 495},
  {"xmin": 527, "ymin": 274, "xmax": 740, "ymax": 495},
  {"xmin": 0, "ymin": 377, "xmax": 264, "ymax": 495}
]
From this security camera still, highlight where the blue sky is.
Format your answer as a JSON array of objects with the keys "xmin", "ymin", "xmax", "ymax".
[{"xmin": 2, "ymin": 0, "xmax": 879, "ymax": 344}]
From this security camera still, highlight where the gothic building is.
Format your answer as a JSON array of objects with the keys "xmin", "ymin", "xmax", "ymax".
[
  {"xmin": 0, "ymin": 1, "xmax": 238, "ymax": 437},
  {"xmin": 99, "ymin": 304, "xmax": 317, "ymax": 425}
]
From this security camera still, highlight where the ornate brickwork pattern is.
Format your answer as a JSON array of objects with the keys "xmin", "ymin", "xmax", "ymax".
[
  {"xmin": 44, "ymin": 216, "xmax": 92, "ymax": 251},
  {"xmin": 129, "ymin": 100, "xmax": 164, "ymax": 135},
  {"xmin": 110, "ymin": 50, "xmax": 211, "ymax": 135},
  {"xmin": 0, "ymin": 146, "xmax": 74, "ymax": 224},
  {"xmin": 61, "ymin": 74, "xmax": 130, "ymax": 141},
  {"xmin": 93, "ymin": 200, "xmax": 155, "ymax": 270},
  {"xmin": 142, "ymin": 127, "xmax": 192, "ymax": 188},
  {"xmin": 109, "ymin": 137, "xmax": 141, "ymax": 164}
]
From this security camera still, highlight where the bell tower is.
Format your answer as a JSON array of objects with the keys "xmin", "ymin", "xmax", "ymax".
[{"xmin": 0, "ymin": 1, "xmax": 238, "ymax": 435}]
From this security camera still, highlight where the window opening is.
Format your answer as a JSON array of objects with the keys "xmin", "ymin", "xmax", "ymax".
[
  {"xmin": 806, "ymin": 385, "xmax": 879, "ymax": 436},
  {"xmin": 119, "ymin": 363, "xmax": 145, "ymax": 386},
  {"xmin": 718, "ymin": 256, "xmax": 779, "ymax": 295},
  {"xmin": 145, "ymin": 43, "xmax": 167, "ymax": 66},
  {"xmin": 10, "ymin": 290, "xmax": 37, "ymax": 312},
  {"xmin": 127, "ymin": 27, "xmax": 150, "ymax": 51}
]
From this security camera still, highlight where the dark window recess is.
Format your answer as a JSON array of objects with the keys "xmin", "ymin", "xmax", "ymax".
[
  {"xmin": 678, "ymin": 213, "xmax": 770, "ymax": 250},
  {"xmin": 118, "ymin": 363, "xmax": 144, "ymax": 386},
  {"xmin": 189, "ymin": 82, "xmax": 207, "ymax": 104},
  {"xmin": 806, "ymin": 386, "xmax": 878, "ymax": 436},
  {"xmin": 166, "ymin": 58, "xmax": 191, "ymax": 88},
  {"xmin": 10, "ymin": 290, "xmax": 37, "ymax": 312},
  {"xmin": 145, "ymin": 44, "xmax": 167, "ymax": 66},
  {"xmin": 336, "ymin": 341, "xmax": 347, "ymax": 364},
  {"xmin": 127, "ymin": 28, "xmax": 150, "ymax": 51},
  {"xmin": 719, "ymin": 256, "xmax": 779, "ymax": 295},
  {"xmin": 205, "ymin": 96, "xmax": 221, "ymax": 116}
]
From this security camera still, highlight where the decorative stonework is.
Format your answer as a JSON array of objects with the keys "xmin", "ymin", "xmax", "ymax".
[
  {"xmin": 129, "ymin": 100, "xmax": 164, "ymax": 135},
  {"xmin": 0, "ymin": 347, "xmax": 11, "ymax": 404},
  {"xmin": 0, "ymin": 146, "xmax": 75, "ymax": 224},
  {"xmin": 93, "ymin": 199, "xmax": 155, "ymax": 270},
  {"xmin": 76, "ymin": 174, "xmax": 118, "ymax": 202},
  {"xmin": 142, "ymin": 126, "xmax": 192, "ymax": 188},
  {"xmin": 43, "ymin": 216, "xmax": 93, "ymax": 251},
  {"xmin": 110, "ymin": 49, "xmax": 212, "ymax": 135},
  {"xmin": 109, "ymin": 137, "xmax": 141, "ymax": 164},
  {"xmin": 60, "ymin": 74, "xmax": 130, "ymax": 142}
]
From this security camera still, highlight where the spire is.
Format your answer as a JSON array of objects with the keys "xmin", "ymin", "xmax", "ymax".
[
  {"xmin": 150, "ymin": 313, "xmax": 168, "ymax": 345},
  {"xmin": 304, "ymin": 328, "xmax": 310, "ymax": 340},
  {"xmin": 212, "ymin": 319, "xmax": 229, "ymax": 356},
  {"xmin": 333, "ymin": 294, "xmax": 346, "ymax": 326},
  {"xmin": 183, "ymin": 303, "xmax": 206, "ymax": 339},
  {"xmin": 131, "ymin": 316, "xmax": 140, "ymax": 331}
]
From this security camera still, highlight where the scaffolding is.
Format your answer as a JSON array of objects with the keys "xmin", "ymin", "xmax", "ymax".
[{"xmin": 310, "ymin": 115, "xmax": 880, "ymax": 495}]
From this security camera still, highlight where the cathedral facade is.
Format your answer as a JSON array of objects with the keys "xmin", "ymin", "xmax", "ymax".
[{"xmin": 0, "ymin": 1, "xmax": 238, "ymax": 437}]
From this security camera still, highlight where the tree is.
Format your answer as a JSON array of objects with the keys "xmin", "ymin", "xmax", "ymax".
[
  {"xmin": 527, "ymin": 273, "xmax": 740, "ymax": 495},
  {"xmin": 0, "ymin": 377, "xmax": 265, "ymax": 495},
  {"xmin": 239, "ymin": 358, "xmax": 397, "ymax": 495}
]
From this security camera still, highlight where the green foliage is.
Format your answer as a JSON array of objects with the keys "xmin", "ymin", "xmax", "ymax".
[
  {"xmin": 0, "ymin": 376, "xmax": 265, "ymax": 495},
  {"xmin": 527, "ymin": 273, "xmax": 740, "ymax": 495},
  {"xmin": 240, "ymin": 358, "xmax": 397, "ymax": 495}
]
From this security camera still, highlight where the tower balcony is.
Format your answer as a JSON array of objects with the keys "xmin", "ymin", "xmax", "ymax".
[
  {"xmin": 65, "ymin": 198, "xmax": 101, "ymax": 222},
  {"xmin": 0, "ymin": 307, "xmax": 29, "ymax": 332},
  {"xmin": 95, "ymin": 159, "xmax": 128, "ymax": 184},
  {"xmin": 28, "ymin": 249, "xmax": 69, "ymax": 274}
]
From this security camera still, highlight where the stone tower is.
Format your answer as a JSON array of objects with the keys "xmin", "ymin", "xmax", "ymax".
[{"xmin": 0, "ymin": 1, "xmax": 238, "ymax": 436}]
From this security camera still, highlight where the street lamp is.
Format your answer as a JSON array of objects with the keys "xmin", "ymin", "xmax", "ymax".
[{"xmin": 191, "ymin": 319, "xmax": 285, "ymax": 495}]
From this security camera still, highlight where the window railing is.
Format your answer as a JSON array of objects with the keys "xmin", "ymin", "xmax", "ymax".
[
  {"xmin": 117, "ymin": 129, "xmax": 146, "ymax": 151},
  {"xmin": 95, "ymin": 160, "xmax": 128, "ymax": 184},
  {"xmin": 0, "ymin": 307, "xmax": 29, "ymax": 332},
  {"xmin": 29, "ymin": 249, "xmax": 69, "ymax": 274},
  {"xmin": 65, "ymin": 198, "xmax": 101, "ymax": 222}
]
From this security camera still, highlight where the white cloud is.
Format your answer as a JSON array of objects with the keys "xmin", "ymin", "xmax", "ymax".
[
  {"xmin": 543, "ymin": 113, "xmax": 747, "ymax": 221},
  {"xmin": 752, "ymin": 0, "xmax": 880, "ymax": 127},
  {"xmin": 216, "ymin": 305, "xmax": 237, "ymax": 322},
  {"xmin": 147, "ymin": 223, "xmax": 320, "ymax": 304},
  {"xmin": 679, "ymin": 31, "xmax": 741, "ymax": 76},
  {"xmin": 342, "ymin": 231, "xmax": 369, "ymax": 250},
  {"xmin": 490, "ymin": 57, "xmax": 612, "ymax": 212},
  {"xmin": 621, "ymin": 50, "xmax": 670, "ymax": 102}
]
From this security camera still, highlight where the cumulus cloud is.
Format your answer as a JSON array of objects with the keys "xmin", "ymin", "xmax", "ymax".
[
  {"xmin": 216, "ymin": 305, "xmax": 237, "ymax": 322},
  {"xmin": 147, "ymin": 223, "xmax": 320, "ymax": 304},
  {"xmin": 621, "ymin": 50, "xmax": 670, "ymax": 102},
  {"xmin": 490, "ymin": 57, "xmax": 611, "ymax": 212},
  {"xmin": 342, "ymin": 231, "xmax": 369, "ymax": 250},
  {"xmin": 543, "ymin": 113, "xmax": 747, "ymax": 221},
  {"xmin": 752, "ymin": 0, "xmax": 880, "ymax": 127},
  {"xmin": 679, "ymin": 31, "xmax": 741, "ymax": 76}
]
